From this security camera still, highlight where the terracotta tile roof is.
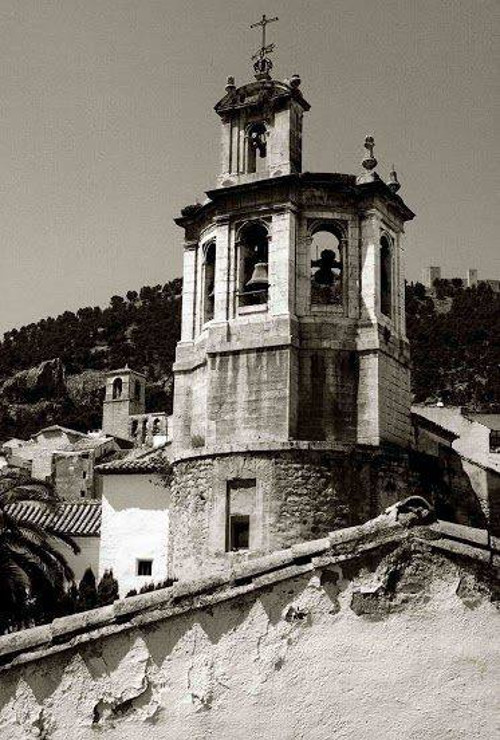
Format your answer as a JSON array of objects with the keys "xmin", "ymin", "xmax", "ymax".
[
  {"xmin": 5, "ymin": 501, "xmax": 101, "ymax": 536},
  {"xmin": 95, "ymin": 446, "xmax": 169, "ymax": 474}
]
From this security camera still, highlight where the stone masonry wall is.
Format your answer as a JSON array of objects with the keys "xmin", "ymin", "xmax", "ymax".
[
  {"xmin": 170, "ymin": 447, "xmax": 412, "ymax": 582},
  {"xmin": 378, "ymin": 351, "xmax": 412, "ymax": 446}
]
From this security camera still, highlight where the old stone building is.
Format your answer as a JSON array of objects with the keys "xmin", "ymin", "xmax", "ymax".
[
  {"xmin": 102, "ymin": 367, "xmax": 170, "ymax": 447},
  {"xmin": 170, "ymin": 50, "xmax": 415, "ymax": 579}
]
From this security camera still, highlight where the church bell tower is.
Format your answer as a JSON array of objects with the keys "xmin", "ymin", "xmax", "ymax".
[{"xmin": 171, "ymin": 17, "xmax": 415, "ymax": 581}]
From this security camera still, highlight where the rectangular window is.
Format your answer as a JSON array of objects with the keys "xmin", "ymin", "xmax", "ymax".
[
  {"xmin": 490, "ymin": 430, "xmax": 500, "ymax": 453},
  {"xmin": 230, "ymin": 515, "xmax": 250, "ymax": 550},
  {"xmin": 137, "ymin": 559, "xmax": 153, "ymax": 576},
  {"xmin": 226, "ymin": 479, "xmax": 256, "ymax": 552}
]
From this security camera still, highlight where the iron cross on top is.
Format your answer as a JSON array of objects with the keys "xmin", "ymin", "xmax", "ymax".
[{"xmin": 250, "ymin": 13, "xmax": 279, "ymax": 60}]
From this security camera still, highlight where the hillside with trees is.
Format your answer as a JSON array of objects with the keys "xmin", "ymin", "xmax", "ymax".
[
  {"xmin": 0, "ymin": 279, "xmax": 182, "ymax": 441},
  {"xmin": 406, "ymin": 279, "xmax": 499, "ymax": 408},
  {"xmin": 0, "ymin": 276, "xmax": 498, "ymax": 442}
]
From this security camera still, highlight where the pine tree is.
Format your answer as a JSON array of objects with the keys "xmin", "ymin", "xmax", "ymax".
[
  {"xmin": 77, "ymin": 567, "xmax": 97, "ymax": 611},
  {"xmin": 97, "ymin": 569, "xmax": 119, "ymax": 606}
]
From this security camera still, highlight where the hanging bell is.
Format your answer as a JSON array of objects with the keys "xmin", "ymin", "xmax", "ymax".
[{"xmin": 245, "ymin": 262, "xmax": 269, "ymax": 290}]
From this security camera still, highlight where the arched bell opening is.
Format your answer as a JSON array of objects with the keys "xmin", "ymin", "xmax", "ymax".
[
  {"xmin": 134, "ymin": 380, "xmax": 141, "ymax": 402},
  {"xmin": 310, "ymin": 228, "xmax": 344, "ymax": 307},
  {"xmin": 380, "ymin": 235, "xmax": 393, "ymax": 318},
  {"xmin": 246, "ymin": 121, "xmax": 268, "ymax": 174},
  {"xmin": 203, "ymin": 240, "xmax": 216, "ymax": 323},
  {"xmin": 112, "ymin": 377, "xmax": 123, "ymax": 400},
  {"xmin": 237, "ymin": 221, "xmax": 270, "ymax": 308}
]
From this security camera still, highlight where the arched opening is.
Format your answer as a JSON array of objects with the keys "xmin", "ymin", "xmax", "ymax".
[
  {"xmin": 247, "ymin": 122, "xmax": 267, "ymax": 174},
  {"xmin": 380, "ymin": 236, "xmax": 393, "ymax": 317},
  {"xmin": 112, "ymin": 377, "xmax": 123, "ymax": 399},
  {"xmin": 152, "ymin": 418, "xmax": 161, "ymax": 435},
  {"xmin": 310, "ymin": 229, "xmax": 343, "ymax": 306},
  {"xmin": 141, "ymin": 419, "xmax": 148, "ymax": 443},
  {"xmin": 203, "ymin": 241, "xmax": 216, "ymax": 323},
  {"xmin": 131, "ymin": 419, "xmax": 139, "ymax": 438},
  {"xmin": 238, "ymin": 222, "xmax": 269, "ymax": 308}
]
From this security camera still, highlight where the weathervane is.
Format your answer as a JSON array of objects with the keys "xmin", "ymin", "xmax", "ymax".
[{"xmin": 250, "ymin": 13, "xmax": 279, "ymax": 80}]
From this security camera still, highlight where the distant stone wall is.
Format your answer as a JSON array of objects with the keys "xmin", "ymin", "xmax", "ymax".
[
  {"xmin": 0, "ymin": 520, "xmax": 498, "ymax": 740},
  {"xmin": 53, "ymin": 453, "xmax": 93, "ymax": 500},
  {"xmin": 170, "ymin": 447, "xmax": 411, "ymax": 581}
]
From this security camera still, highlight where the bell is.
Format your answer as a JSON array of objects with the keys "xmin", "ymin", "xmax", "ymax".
[{"xmin": 245, "ymin": 262, "xmax": 269, "ymax": 290}]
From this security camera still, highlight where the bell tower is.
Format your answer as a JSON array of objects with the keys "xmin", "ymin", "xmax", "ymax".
[
  {"xmin": 171, "ymin": 19, "xmax": 416, "ymax": 581},
  {"xmin": 217, "ymin": 15, "xmax": 308, "ymax": 188}
]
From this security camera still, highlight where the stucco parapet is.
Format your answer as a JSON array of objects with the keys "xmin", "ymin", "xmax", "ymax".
[
  {"xmin": 0, "ymin": 505, "xmax": 495, "ymax": 672},
  {"xmin": 421, "ymin": 537, "xmax": 491, "ymax": 563},
  {"xmin": 291, "ymin": 538, "xmax": 331, "ymax": 560},
  {"xmin": 430, "ymin": 520, "xmax": 489, "ymax": 547},
  {"xmin": 230, "ymin": 549, "xmax": 294, "ymax": 582},
  {"xmin": 0, "ymin": 624, "xmax": 52, "ymax": 660}
]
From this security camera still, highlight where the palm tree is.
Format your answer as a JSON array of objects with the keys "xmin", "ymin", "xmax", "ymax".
[{"xmin": 0, "ymin": 471, "xmax": 79, "ymax": 632}]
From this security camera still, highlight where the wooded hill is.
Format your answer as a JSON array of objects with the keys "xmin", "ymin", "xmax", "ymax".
[{"xmin": 0, "ymin": 277, "xmax": 498, "ymax": 442}]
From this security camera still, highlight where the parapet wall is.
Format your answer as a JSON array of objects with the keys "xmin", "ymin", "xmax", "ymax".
[{"xmin": 0, "ymin": 508, "xmax": 499, "ymax": 740}]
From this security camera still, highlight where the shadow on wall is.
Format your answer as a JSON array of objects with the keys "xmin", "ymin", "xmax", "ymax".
[{"xmin": 409, "ymin": 449, "xmax": 488, "ymax": 531}]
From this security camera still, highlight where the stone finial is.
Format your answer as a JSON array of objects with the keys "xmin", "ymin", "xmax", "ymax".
[
  {"xmin": 225, "ymin": 76, "xmax": 236, "ymax": 93},
  {"xmin": 289, "ymin": 74, "xmax": 301, "ymax": 88},
  {"xmin": 387, "ymin": 164, "xmax": 401, "ymax": 193},
  {"xmin": 362, "ymin": 135, "xmax": 377, "ymax": 171},
  {"xmin": 253, "ymin": 55, "xmax": 273, "ymax": 81}
]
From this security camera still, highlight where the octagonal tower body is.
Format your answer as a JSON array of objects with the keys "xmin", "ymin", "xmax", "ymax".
[{"xmin": 171, "ymin": 74, "xmax": 415, "ymax": 580}]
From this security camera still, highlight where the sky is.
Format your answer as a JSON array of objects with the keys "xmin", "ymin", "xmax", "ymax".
[{"xmin": 0, "ymin": 0, "xmax": 498, "ymax": 335}]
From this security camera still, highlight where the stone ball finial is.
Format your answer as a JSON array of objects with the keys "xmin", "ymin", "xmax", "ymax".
[
  {"xmin": 362, "ymin": 135, "xmax": 377, "ymax": 171},
  {"xmin": 225, "ymin": 76, "xmax": 236, "ymax": 93},
  {"xmin": 289, "ymin": 74, "xmax": 301, "ymax": 88},
  {"xmin": 387, "ymin": 164, "xmax": 401, "ymax": 193}
]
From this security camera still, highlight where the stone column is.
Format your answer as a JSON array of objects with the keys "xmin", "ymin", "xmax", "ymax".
[
  {"xmin": 359, "ymin": 211, "xmax": 379, "ymax": 323},
  {"xmin": 214, "ymin": 216, "xmax": 231, "ymax": 322},
  {"xmin": 269, "ymin": 207, "xmax": 297, "ymax": 316}
]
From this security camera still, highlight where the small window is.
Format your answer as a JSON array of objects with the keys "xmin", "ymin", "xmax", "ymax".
[
  {"xmin": 226, "ymin": 478, "xmax": 256, "ymax": 552},
  {"xmin": 152, "ymin": 418, "xmax": 161, "ymax": 435},
  {"xmin": 80, "ymin": 490, "xmax": 86, "ymax": 498},
  {"xmin": 141, "ymin": 419, "xmax": 148, "ymax": 442},
  {"xmin": 131, "ymin": 419, "xmax": 139, "ymax": 437},
  {"xmin": 230, "ymin": 515, "xmax": 250, "ymax": 551},
  {"xmin": 137, "ymin": 559, "xmax": 153, "ymax": 576},
  {"xmin": 82, "ymin": 471, "xmax": 87, "ymax": 479},
  {"xmin": 490, "ymin": 430, "xmax": 500, "ymax": 453}
]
